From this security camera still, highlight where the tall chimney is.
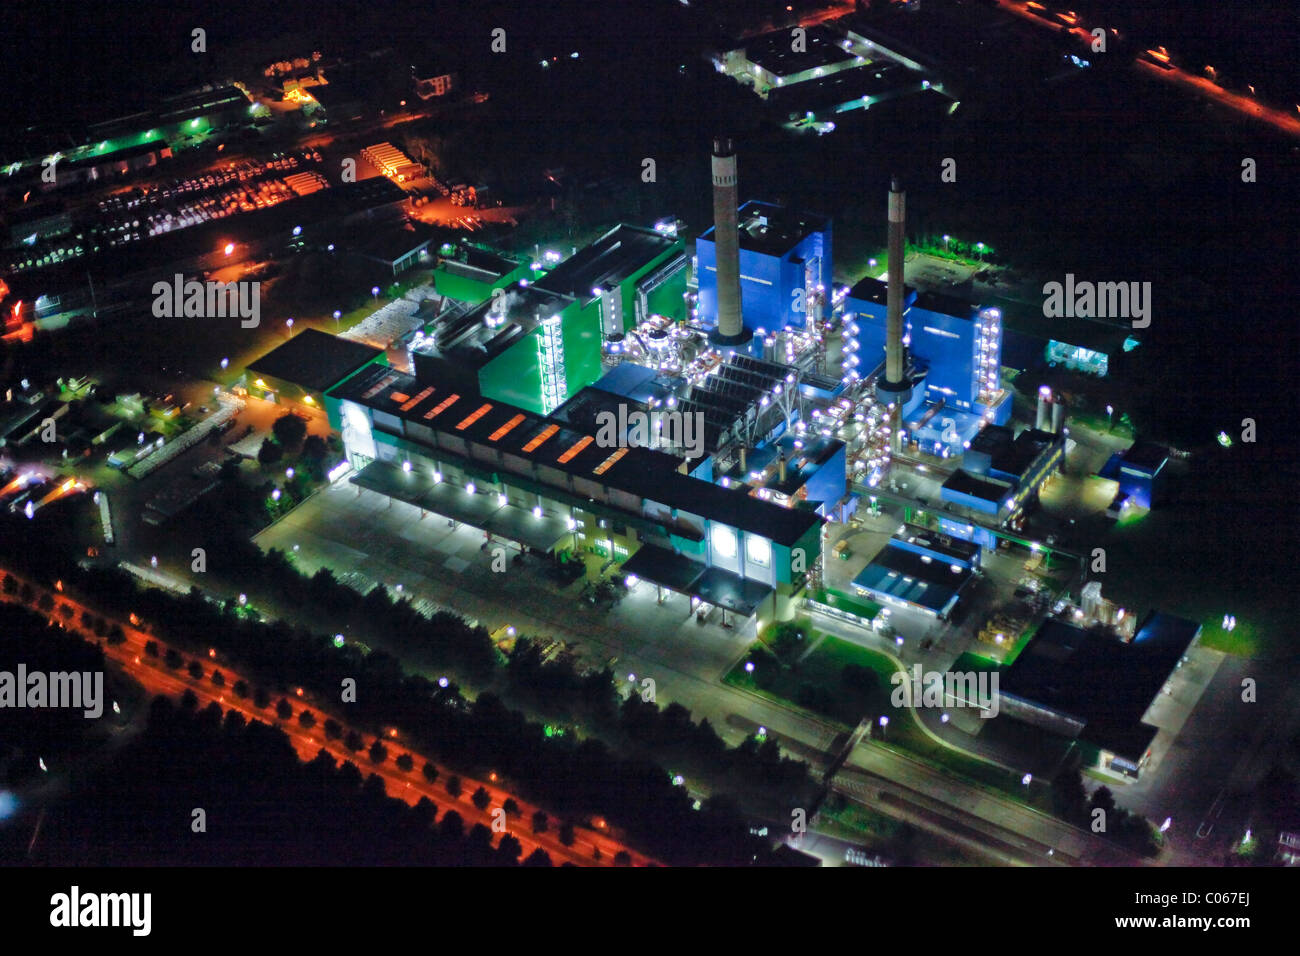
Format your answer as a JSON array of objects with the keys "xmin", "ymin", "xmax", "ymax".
[
  {"xmin": 709, "ymin": 137, "xmax": 750, "ymax": 346},
  {"xmin": 885, "ymin": 175, "xmax": 906, "ymax": 386},
  {"xmin": 875, "ymin": 177, "xmax": 913, "ymax": 448},
  {"xmin": 1037, "ymin": 385, "xmax": 1052, "ymax": 431}
]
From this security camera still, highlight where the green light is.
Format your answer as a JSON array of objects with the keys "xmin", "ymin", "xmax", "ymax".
[{"xmin": 1217, "ymin": 431, "xmax": 1232, "ymax": 448}]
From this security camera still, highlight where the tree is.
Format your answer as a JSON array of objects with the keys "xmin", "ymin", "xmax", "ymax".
[
  {"xmin": 614, "ymin": 850, "xmax": 632, "ymax": 867},
  {"xmin": 368, "ymin": 740, "xmax": 388, "ymax": 764},
  {"xmin": 558, "ymin": 822, "xmax": 576, "ymax": 847},
  {"xmin": 275, "ymin": 698, "xmax": 293, "ymax": 720},
  {"xmin": 233, "ymin": 679, "xmax": 249, "ymax": 698},
  {"xmin": 531, "ymin": 810, "xmax": 548, "ymax": 834},
  {"xmin": 188, "ymin": 660, "xmax": 204, "ymax": 680},
  {"xmin": 324, "ymin": 718, "xmax": 343, "ymax": 740},
  {"xmin": 395, "ymin": 753, "xmax": 414, "ymax": 772},
  {"xmin": 254, "ymin": 686, "xmax": 271, "ymax": 708},
  {"xmin": 108, "ymin": 623, "xmax": 126, "ymax": 644},
  {"xmin": 272, "ymin": 412, "xmax": 309, "ymax": 451},
  {"xmin": 1, "ymin": 574, "xmax": 15, "ymax": 595},
  {"xmin": 38, "ymin": 593, "xmax": 54, "ymax": 612},
  {"xmin": 145, "ymin": 640, "xmax": 160, "ymax": 658},
  {"xmin": 422, "ymin": 761, "xmax": 439, "ymax": 783},
  {"xmin": 445, "ymin": 774, "xmax": 462, "ymax": 798},
  {"xmin": 257, "ymin": 437, "xmax": 283, "ymax": 466},
  {"xmin": 302, "ymin": 434, "xmax": 328, "ymax": 469},
  {"xmin": 497, "ymin": 834, "xmax": 523, "ymax": 864},
  {"xmin": 471, "ymin": 786, "xmax": 490, "ymax": 811},
  {"xmin": 345, "ymin": 730, "xmax": 364, "ymax": 752},
  {"xmin": 210, "ymin": 669, "xmax": 225, "ymax": 687},
  {"xmin": 503, "ymin": 798, "xmax": 519, "ymax": 817},
  {"xmin": 180, "ymin": 689, "xmax": 199, "ymax": 711},
  {"xmin": 164, "ymin": 648, "xmax": 183, "ymax": 669},
  {"xmin": 522, "ymin": 848, "xmax": 553, "ymax": 867},
  {"xmin": 298, "ymin": 710, "xmax": 316, "ymax": 729}
]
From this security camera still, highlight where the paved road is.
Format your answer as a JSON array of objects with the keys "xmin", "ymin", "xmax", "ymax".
[{"xmin": 1, "ymin": 568, "xmax": 650, "ymax": 867}]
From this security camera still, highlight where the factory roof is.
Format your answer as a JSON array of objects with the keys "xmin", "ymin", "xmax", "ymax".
[
  {"xmin": 942, "ymin": 469, "xmax": 1012, "ymax": 503},
  {"xmin": 457, "ymin": 245, "xmax": 523, "ymax": 278},
  {"xmin": 741, "ymin": 24, "xmax": 854, "ymax": 76},
  {"xmin": 893, "ymin": 524, "xmax": 981, "ymax": 564},
  {"xmin": 912, "ymin": 289, "xmax": 982, "ymax": 322},
  {"xmin": 1120, "ymin": 440, "xmax": 1169, "ymax": 473},
  {"xmin": 328, "ymin": 364, "xmax": 822, "ymax": 546},
  {"xmin": 411, "ymin": 282, "xmax": 575, "ymax": 368},
  {"xmin": 698, "ymin": 201, "xmax": 829, "ymax": 258},
  {"xmin": 350, "ymin": 220, "xmax": 442, "ymax": 264},
  {"xmin": 969, "ymin": 423, "xmax": 1013, "ymax": 456},
  {"xmin": 852, "ymin": 542, "xmax": 973, "ymax": 613},
  {"xmin": 845, "ymin": 274, "xmax": 916, "ymax": 308},
  {"xmin": 247, "ymin": 329, "xmax": 383, "ymax": 393},
  {"xmin": 991, "ymin": 428, "xmax": 1060, "ymax": 480},
  {"xmin": 534, "ymin": 224, "xmax": 681, "ymax": 302},
  {"xmin": 767, "ymin": 61, "xmax": 913, "ymax": 113},
  {"xmin": 1001, "ymin": 614, "xmax": 1201, "ymax": 759}
]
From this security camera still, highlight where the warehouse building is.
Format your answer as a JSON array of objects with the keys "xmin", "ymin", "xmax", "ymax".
[
  {"xmin": 322, "ymin": 360, "xmax": 823, "ymax": 623},
  {"xmin": 998, "ymin": 612, "xmax": 1202, "ymax": 776}
]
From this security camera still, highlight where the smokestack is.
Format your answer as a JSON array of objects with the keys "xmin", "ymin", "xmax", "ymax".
[
  {"xmin": 1037, "ymin": 386, "xmax": 1052, "ymax": 431},
  {"xmin": 885, "ymin": 175, "xmax": 906, "ymax": 386},
  {"xmin": 709, "ymin": 137, "xmax": 750, "ymax": 346},
  {"xmin": 875, "ymin": 177, "xmax": 914, "ymax": 449},
  {"xmin": 778, "ymin": 452, "xmax": 788, "ymax": 484},
  {"xmin": 1051, "ymin": 398, "xmax": 1064, "ymax": 434},
  {"xmin": 739, "ymin": 445, "xmax": 748, "ymax": 473}
]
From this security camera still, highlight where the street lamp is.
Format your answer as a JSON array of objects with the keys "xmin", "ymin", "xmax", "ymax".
[
  {"xmin": 371, "ymin": 286, "xmax": 381, "ymax": 301},
  {"xmin": 285, "ymin": 317, "xmax": 294, "ymax": 337},
  {"xmin": 333, "ymin": 310, "xmax": 341, "ymax": 327},
  {"xmin": 976, "ymin": 242, "xmax": 985, "ymax": 261},
  {"xmin": 879, "ymin": 715, "xmax": 889, "ymax": 738},
  {"xmin": 942, "ymin": 234, "xmax": 950, "ymax": 251},
  {"xmin": 1106, "ymin": 404, "xmax": 1113, "ymax": 431}
]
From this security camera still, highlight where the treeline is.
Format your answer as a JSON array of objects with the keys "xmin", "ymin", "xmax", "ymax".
[
  {"xmin": 3, "ymin": 557, "xmax": 791, "ymax": 865},
  {"xmin": 4, "ymin": 696, "xmax": 554, "ymax": 867},
  {"xmin": 0, "ymin": 603, "xmax": 114, "ymax": 786}
]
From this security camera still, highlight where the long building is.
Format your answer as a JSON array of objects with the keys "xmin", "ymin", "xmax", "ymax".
[{"xmin": 321, "ymin": 358, "xmax": 823, "ymax": 624}]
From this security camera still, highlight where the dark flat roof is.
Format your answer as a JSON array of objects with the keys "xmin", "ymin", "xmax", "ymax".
[
  {"xmin": 1121, "ymin": 440, "xmax": 1169, "ymax": 472},
  {"xmin": 535, "ymin": 224, "xmax": 680, "ymax": 302},
  {"xmin": 247, "ymin": 328, "xmax": 382, "ymax": 393},
  {"xmin": 699, "ymin": 201, "xmax": 829, "ymax": 258},
  {"xmin": 852, "ymin": 542, "xmax": 973, "ymax": 613},
  {"xmin": 329, "ymin": 364, "xmax": 821, "ymax": 547},
  {"xmin": 1001, "ymin": 614, "xmax": 1201, "ymax": 739},
  {"xmin": 913, "ymin": 289, "xmax": 982, "ymax": 322},
  {"xmin": 894, "ymin": 524, "xmax": 981, "ymax": 563},
  {"xmin": 743, "ymin": 24, "xmax": 853, "ymax": 76},
  {"xmin": 353, "ymin": 221, "xmax": 441, "ymax": 263},
  {"xmin": 942, "ymin": 469, "xmax": 1012, "ymax": 503},
  {"xmin": 847, "ymin": 274, "xmax": 916, "ymax": 308}
]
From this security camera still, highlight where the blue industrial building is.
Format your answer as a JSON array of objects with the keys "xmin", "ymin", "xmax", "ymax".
[
  {"xmin": 1099, "ymin": 440, "xmax": 1169, "ymax": 510},
  {"xmin": 843, "ymin": 277, "xmax": 1009, "ymax": 456},
  {"xmin": 851, "ymin": 526, "xmax": 980, "ymax": 619},
  {"xmin": 695, "ymin": 201, "xmax": 832, "ymax": 336}
]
